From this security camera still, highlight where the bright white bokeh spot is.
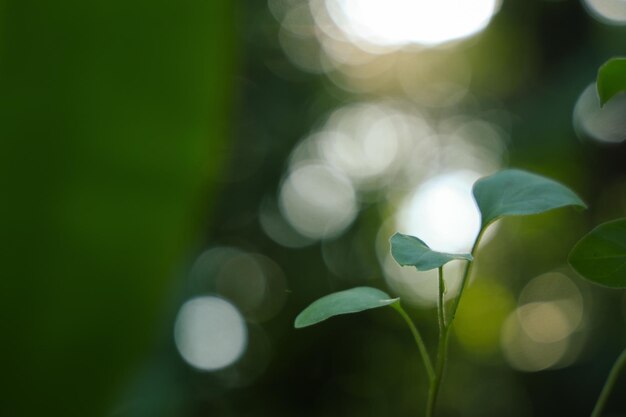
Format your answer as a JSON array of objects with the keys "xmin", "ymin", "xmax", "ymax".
[
  {"xmin": 327, "ymin": 0, "xmax": 499, "ymax": 47},
  {"xmin": 279, "ymin": 163, "xmax": 358, "ymax": 239},
  {"xmin": 574, "ymin": 83, "xmax": 626, "ymax": 144},
  {"xmin": 319, "ymin": 105, "xmax": 400, "ymax": 184},
  {"xmin": 583, "ymin": 0, "xmax": 626, "ymax": 24},
  {"xmin": 175, "ymin": 296, "xmax": 247, "ymax": 371},
  {"xmin": 397, "ymin": 171, "xmax": 481, "ymax": 253},
  {"xmin": 291, "ymin": 102, "xmax": 435, "ymax": 191}
]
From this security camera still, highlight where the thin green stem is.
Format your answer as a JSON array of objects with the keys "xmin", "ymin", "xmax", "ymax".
[
  {"xmin": 449, "ymin": 226, "xmax": 487, "ymax": 324},
  {"xmin": 426, "ymin": 267, "xmax": 450, "ymax": 417},
  {"xmin": 392, "ymin": 303, "xmax": 435, "ymax": 382},
  {"xmin": 426, "ymin": 228, "xmax": 487, "ymax": 417},
  {"xmin": 590, "ymin": 348, "xmax": 626, "ymax": 417},
  {"xmin": 438, "ymin": 266, "xmax": 446, "ymax": 329}
]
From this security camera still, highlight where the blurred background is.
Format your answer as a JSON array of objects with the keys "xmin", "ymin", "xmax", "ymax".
[{"xmin": 2, "ymin": 0, "xmax": 626, "ymax": 416}]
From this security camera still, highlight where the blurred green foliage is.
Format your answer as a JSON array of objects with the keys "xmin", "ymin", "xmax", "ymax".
[
  {"xmin": 597, "ymin": 58, "xmax": 626, "ymax": 106},
  {"xmin": 2, "ymin": 1, "xmax": 626, "ymax": 417},
  {"xmin": 0, "ymin": 1, "xmax": 234, "ymax": 416},
  {"xmin": 570, "ymin": 218, "xmax": 626, "ymax": 288}
]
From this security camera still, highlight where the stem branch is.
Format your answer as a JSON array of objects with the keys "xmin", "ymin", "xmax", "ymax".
[
  {"xmin": 449, "ymin": 227, "xmax": 486, "ymax": 324},
  {"xmin": 438, "ymin": 266, "xmax": 446, "ymax": 330},
  {"xmin": 426, "ymin": 267, "xmax": 450, "ymax": 417},
  {"xmin": 591, "ymin": 348, "xmax": 626, "ymax": 417},
  {"xmin": 393, "ymin": 303, "xmax": 435, "ymax": 382},
  {"xmin": 426, "ymin": 227, "xmax": 487, "ymax": 417}
]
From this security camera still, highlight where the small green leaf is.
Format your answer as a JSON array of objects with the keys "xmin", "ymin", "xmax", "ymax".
[
  {"xmin": 295, "ymin": 287, "xmax": 398, "ymax": 328},
  {"xmin": 569, "ymin": 218, "xmax": 626, "ymax": 288},
  {"xmin": 390, "ymin": 233, "xmax": 472, "ymax": 271},
  {"xmin": 473, "ymin": 169, "xmax": 586, "ymax": 229},
  {"xmin": 598, "ymin": 58, "xmax": 626, "ymax": 106}
]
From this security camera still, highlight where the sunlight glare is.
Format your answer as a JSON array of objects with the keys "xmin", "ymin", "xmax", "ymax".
[
  {"xmin": 328, "ymin": 0, "xmax": 499, "ymax": 47},
  {"xmin": 397, "ymin": 171, "xmax": 481, "ymax": 253}
]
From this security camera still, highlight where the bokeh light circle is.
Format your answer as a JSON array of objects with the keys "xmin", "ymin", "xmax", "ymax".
[
  {"xmin": 500, "ymin": 272, "xmax": 585, "ymax": 372},
  {"xmin": 327, "ymin": 0, "xmax": 500, "ymax": 47},
  {"xmin": 279, "ymin": 163, "xmax": 358, "ymax": 239},
  {"xmin": 397, "ymin": 171, "xmax": 481, "ymax": 253},
  {"xmin": 175, "ymin": 296, "xmax": 247, "ymax": 371},
  {"xmin": 501, "ymin": 311, "xmax": 569, "ymax": 372},
  {"xmin": 582, "ymin": 0, "xmax": 626, "ymax": 24},
  {"xmin": 574, "ymin": 83, "xmax": 626, "ymax": 144}
]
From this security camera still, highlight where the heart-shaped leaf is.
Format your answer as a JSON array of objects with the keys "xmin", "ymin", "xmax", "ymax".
[
  {"xmin": 569, "ymin": 218, "xmax": 626, "ymax": 288},
  {"xmin": 295, "ymin": 287, "xmax": 398, "ymax": 328},
  {"xmin": 390, "ymin": 233, "xmax": 472, "ymax": 271},
  {"xmin": 473, "ymin": 169, "xmax": 586, "ymax": 229},
  {"xmin": 598, "ymin": 58, "xmax": 626, "ymax": 106}
]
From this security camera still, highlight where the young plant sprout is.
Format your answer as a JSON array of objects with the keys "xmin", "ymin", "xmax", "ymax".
[{"xmin": 295, "ymin": 169, "xmax": 586, "ymax": 417}]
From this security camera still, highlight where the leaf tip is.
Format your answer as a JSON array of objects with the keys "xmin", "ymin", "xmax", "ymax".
[
  {"xmin": 293, "ymin": 314, "xmax": 310, "ymax": 329},
  {"xmin": 389, "ymin": 232, "xmax": 405, "ymax": 245}
]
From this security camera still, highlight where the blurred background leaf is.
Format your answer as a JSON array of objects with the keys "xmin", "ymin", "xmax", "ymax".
[
  {"xmin": 597, "ymin": 57, "xmax": 626, "ymax": 105},
  {"xmin": 569, "ymin": 218, "xmax": 626, "ymax": 288},
  {"xmin": 0, "ymin": 1, "xmax": 234, "ymax": 416}
]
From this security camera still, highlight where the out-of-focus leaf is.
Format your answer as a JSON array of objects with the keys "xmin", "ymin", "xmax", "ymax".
[
  {"xmin": 598, "ymin": 58, "xmax": 626, "ymax": 106},
  {"xmin": 569, "ymin": 218, "xmax": 626, "ymax": 288},
  {"xmin": 390, "ymin": 233, "xmax": 472, "ymax": 271},
  {"xmin": 472, "ymin": 169, "xmax": 586, "ymax": 229},
  {"xmin": 295, "ymin": 287, "xmax": 398, "ymax": 328},
  {"xmin": 0, "ymin": 1, "xmax": 234, "ymax": 416}
]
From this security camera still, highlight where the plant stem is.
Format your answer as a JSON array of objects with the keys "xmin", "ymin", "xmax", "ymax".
[
  {"xmin": 426, "ymin": 267, "xmax": 449, "ymax": 417},
  {"xmin": 426, "ymin": 228, "xmax": 487, "ymax": 417},
  {"xmin": 449, "ymin": 227, "xmax": 487, "ymax": 324},
  {"xmin": 437, "ymin": 267, "xmax": 446, "ymax": 329},
  {"xmin": 393, "ymin": 303, "xmax": 435, "ymax": 382},
  {"xmin": 590, "ymin": 348, "xmax": 626, "ymax": 417}
]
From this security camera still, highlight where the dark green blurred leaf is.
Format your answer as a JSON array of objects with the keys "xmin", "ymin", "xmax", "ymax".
[
  {"xmin": 472, "ymin": 169, "xmax": 586, "ymax": 229},
  {"xmin": 295, "ymin": 287, "xmax": 398, "ymax": 328},
  {"xmin": 390, "ymin": 233, "xmax": 472, "ymax": 271},
  {"xmin": 598, "ymin": 58, "xmax": 626, "ymax": 106},
  {"xmin": 0, "ymin": 1, "xmax": 234, "ymax": 416},
  {"xmin": 569, "ymin": 218, "xmax": 626, "ymax": 288}
]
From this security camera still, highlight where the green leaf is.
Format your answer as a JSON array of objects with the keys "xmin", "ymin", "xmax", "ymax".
[
  {"xmin": 569, "ymin": 218, "xmax": 626, "ymax": 288},
  {"xmin": 598, "ymin": 58, "xmax": 626, "ymax": 106},
  {"xmin": 390, "ymin": 233, "xmax": 472, "ymax": 270},
  {"xmin": 473, "ymin": 169, "xmax": 586, "ymax": 229},
  {"xmin": 295, "ymin": 287, "xmax": 398, "ymax": 328}
]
